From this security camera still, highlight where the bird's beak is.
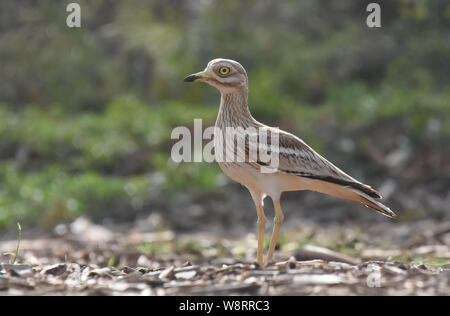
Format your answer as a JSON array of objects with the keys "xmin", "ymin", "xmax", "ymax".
[{"xmin": 183, "ymin": 70, "xmax": 211, "ymax": 83}]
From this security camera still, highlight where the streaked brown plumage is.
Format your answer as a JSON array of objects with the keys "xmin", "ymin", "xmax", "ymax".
[{"xmin": 184, "ymin": 58, "xmax": 396, "ymax": 266}]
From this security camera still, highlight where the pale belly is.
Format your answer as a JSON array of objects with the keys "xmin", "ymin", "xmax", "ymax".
[{"xmin": 218, "ymin": 161, "xmax": 313, "ymax": 198}]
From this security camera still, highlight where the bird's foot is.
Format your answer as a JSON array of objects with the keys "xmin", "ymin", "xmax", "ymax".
[{"xmin": 253, "ymin": 259, "xmax": 264, "ymax": 269}]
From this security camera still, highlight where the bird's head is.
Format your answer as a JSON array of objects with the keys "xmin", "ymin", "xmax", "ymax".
[{"xmin": 184, "ymin": 58, "xmax": 248, "ymax": 94}]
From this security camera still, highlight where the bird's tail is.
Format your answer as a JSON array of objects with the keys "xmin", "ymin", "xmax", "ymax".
[
  {"xmin": 306, "ymin": 178, "xmax": 397, "ymax": 218},
  {"xmin": 349, "ymin": 188, "xmax": 396, "ymax": 218}
]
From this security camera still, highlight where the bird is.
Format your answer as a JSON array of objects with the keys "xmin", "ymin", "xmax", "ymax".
[{"xmin": 184, "ymin": 58, "xmax": 396, "ymax": 266}]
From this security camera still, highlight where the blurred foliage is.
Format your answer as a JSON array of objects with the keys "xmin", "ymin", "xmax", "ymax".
[{"xmin": 0, "ymin": 0, "xmax": 449, "ymax": 228}]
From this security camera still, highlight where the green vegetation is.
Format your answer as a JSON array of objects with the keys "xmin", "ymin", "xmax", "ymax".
[
  {"xmin": 0, "ymin": 98, "xmax": 220, "ymax": 227},
  {"xmin": 2, "ymin": 222, "xmax": 22, "ymax": 263},
  {"xmin": 0, "ymin": 0, "xmax": 449, "ymax": 228}
]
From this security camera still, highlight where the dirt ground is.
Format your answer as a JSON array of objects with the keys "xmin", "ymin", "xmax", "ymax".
[{"xmin": 1, "ymin": 217, "xmax": 450, "ymax": 296}]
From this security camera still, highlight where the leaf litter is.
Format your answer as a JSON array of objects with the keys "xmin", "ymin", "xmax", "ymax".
[{"xmin": 1, "ymin": 218, "xmax": 449, "ymax": 295}]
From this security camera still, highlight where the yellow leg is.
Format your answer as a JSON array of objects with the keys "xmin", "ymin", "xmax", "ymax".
[
  {"xmin": 256, "ymin": 204, "xmax": 266, "ymax": 267},
  {"xmin": 266, "ymin": 199, "xmax": 284, "ymax": 264},
  {"xmin": 249, "ymin": 190, "xmax": 266, "ymax": 267}
]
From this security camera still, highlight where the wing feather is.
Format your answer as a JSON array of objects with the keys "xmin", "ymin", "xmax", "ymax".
[{"xmin": 252, "ymin": 128, "xmax": 382, "ymax": 199}]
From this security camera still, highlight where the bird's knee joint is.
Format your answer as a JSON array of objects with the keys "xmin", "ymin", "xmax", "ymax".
[
  {"xmin": 257, "ymin": 218, "xmax": 266, "ymax": 226},
  {"xmin": 274, "ymin": 215, "xmax": 284, "ymax": 225}
]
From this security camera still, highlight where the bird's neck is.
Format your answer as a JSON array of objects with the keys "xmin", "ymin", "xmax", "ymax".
[{"xmin": 216, "ymin": 88, "xmax": 254, "ymax": 128}]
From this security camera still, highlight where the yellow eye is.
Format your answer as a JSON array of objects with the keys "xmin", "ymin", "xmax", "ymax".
[{"xmin": 218, "ymin": 66, "xmax": 231, "ymax": 76}]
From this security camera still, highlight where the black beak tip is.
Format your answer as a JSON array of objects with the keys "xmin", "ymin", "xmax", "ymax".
[{"xmin": 184, "ymin": 74, "xmax": 199, "ymax": 82}]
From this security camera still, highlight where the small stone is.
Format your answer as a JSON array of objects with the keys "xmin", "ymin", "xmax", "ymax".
[
  {"xmin": 293, "ymin": 274, "xmax": 344, "ymax": 285},
  {"xmin": 122, "ymin": 266, "xmax": 136, "ymax": 274},
  {"xmin": 2, "ymin": 264, "xmax": 33, "ymax": 272},
  {"xmin": 42, "ymin": 263, "xmax": 67, "ymax": 276},
  {"xmin": 175, "ymin": 270, "xmax": 197, "ymax": 280},
  {"xmin": 89, "ymin": 267, "xmax": 113, "ymax": 278},
  {"xmin": 2, "ymin": 264, "xmax": 34, "ymax": 277},
  {"xmin": 137, "ymin": 267, "xmax": 148, "ymax": 274},
  {"xmin": 441, "ymin": 264, "xmax": 450, "ymax": 272},
  {"xmin": 159, "ymin": 266, "xmax": 175, "ymax": 280}
]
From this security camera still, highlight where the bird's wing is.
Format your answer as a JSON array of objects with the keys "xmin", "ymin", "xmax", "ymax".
[{"xmin": 250, "ymin": 127, "xmax": 382, "ymax": 199}]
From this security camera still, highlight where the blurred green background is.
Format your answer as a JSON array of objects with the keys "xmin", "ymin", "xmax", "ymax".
[{"xmin": 0, "ymin": 0, "xmax": 449, "ymax": 231}]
